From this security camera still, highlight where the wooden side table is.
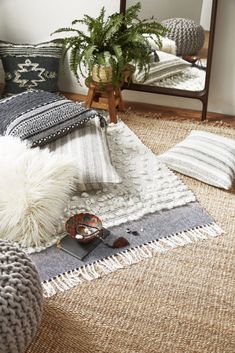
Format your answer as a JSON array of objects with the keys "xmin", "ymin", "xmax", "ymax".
[{"xmin": 85, "ymin": 79, "xmax": 125, "ymax": 123}]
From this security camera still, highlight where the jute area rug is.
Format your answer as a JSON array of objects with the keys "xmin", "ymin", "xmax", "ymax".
[{"xmin": 27, "ymin": 115, "xmax": 235, "ymax": 353}]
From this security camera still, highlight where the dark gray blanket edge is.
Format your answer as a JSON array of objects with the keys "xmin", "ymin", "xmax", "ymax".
[{"xmin": 30, "ymin": 201, "xmax": 214, "ymax": 282}]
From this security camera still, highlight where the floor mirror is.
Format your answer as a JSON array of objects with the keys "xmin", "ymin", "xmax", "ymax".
[{"xmin": 120, "ymin": 0, "xmax": 218, "ymax": 120}]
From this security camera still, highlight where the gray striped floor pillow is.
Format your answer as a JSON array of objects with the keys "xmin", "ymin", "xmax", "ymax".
[
  {"xmin": 44, "ymin": 116, "xmax": 121, "ymax": 190},
  {"xmin": 159, "ymin": 130, "xmax": 235, "ymax": 190}
]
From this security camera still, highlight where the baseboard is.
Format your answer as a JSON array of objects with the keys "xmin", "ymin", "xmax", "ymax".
[
  {"xmin": 62, "ymin": 91, "xmax": 235, "ymax": 122},
  {"xmin": 1, "ymin": 84, "xmax": 234, "ymax": 122}
]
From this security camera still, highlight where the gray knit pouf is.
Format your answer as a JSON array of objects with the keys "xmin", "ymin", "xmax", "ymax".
[
  {"xmin": 0, "ymin": 241, "xmax": 43, "ymax": 353},
  {"xmin": 161, "ymin": 18, "xmax": 205, "ymax": 56}
]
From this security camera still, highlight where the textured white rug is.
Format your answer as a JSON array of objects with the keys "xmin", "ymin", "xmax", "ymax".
[
  {"xmin": 32, "ymin": 121, "xmax": 196, "ymax": 254},
  {"xmin": 62, "ymin": 121, "xmax": 196, "ymax": 227}
]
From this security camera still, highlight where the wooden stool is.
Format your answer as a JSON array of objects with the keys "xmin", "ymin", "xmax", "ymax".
[{"xmin": 85, "ymin": 79, "xmax": 125, "ymax": 123}]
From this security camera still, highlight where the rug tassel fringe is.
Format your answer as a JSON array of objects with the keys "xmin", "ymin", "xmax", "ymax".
[{"xmin": 42, "ymin": 222, "xmax": 224, "ymax": 298}]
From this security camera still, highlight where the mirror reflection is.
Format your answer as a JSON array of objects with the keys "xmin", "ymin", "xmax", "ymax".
[{"xmin": 126, "ymin": 0, "xmax": 212, "ymax": 92}]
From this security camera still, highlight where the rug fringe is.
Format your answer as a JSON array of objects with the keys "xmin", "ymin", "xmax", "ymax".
[{"xmin": 42, "ymin": 222, "xmax": 224, "ymax": 298}]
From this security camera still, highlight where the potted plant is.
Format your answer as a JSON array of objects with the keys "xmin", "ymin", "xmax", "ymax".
[{"xmin": 52, "ymin": 2, "xmax": 167, "ymax": 86}]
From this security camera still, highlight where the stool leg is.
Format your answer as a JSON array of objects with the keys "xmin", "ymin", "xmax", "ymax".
[
  {"xmin": 107, "ymin": 89, "xmax": 117, "ymax": 123},
  {"xmin": 116, "ymin": 87, "xmax": 125, "ymax": 111},
  {"xmin": 85, "ymin": 85, "xmax": 95, "ymax": 108}
]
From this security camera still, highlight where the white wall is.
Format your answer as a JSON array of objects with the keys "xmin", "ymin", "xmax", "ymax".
[
  {"xmin": 207, "ymin": 0, "xmax": 235, "ymax": 115},
  {"xmin": 126, "ymin": 0, "xmax": 203, "ymax": 23},
  {"xmin": 0, "ymin": 0, "xmax": 119, "ymax": 42},
  {"xmin": 200, "ymin": 0, "xmax": 213, "ymax": 30},
  {"xmin": 0, "ymin": 0, "xmax": 234, "ymax": 116}
]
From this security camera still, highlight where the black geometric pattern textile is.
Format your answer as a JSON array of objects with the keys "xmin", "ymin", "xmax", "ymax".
[
  {"xmin": 0, "ymin": 40, "xmax": 63, "ymax": 95},
  {"xmin": 0, "ymin": 90, "xmax": 99, "ymax": 147}
]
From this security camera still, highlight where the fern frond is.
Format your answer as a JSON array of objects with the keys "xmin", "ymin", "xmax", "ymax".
[
  {"xmin": 52, "ymin": 1, "xmax": 167, "ymax": 85},
  {"xmin": 51, "ymin": 27, "xmax": 78, "ymax": 34},
  {"xmin": 83, "ymin": 45, "xmax": 97, "ymax": 64}
]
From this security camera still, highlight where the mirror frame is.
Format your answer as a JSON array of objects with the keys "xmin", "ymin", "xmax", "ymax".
[{"xmin": 120, "ymin": 0, "xmax": 218, "ymax": 120}]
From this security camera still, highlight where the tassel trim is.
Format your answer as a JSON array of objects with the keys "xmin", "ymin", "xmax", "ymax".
[{"xmin": 42, "ymin": 222, "xmax": 224, "ymax": 298}]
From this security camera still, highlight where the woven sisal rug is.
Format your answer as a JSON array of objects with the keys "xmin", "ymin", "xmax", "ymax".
[{"xmin": 26, "ymin": 116, "xmax": 235, "ymax": 353}]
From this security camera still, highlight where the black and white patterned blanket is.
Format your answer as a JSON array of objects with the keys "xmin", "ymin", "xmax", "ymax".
[{"xmin": 0, "ymin": 90, "xmax": 99, "ymax": 146}]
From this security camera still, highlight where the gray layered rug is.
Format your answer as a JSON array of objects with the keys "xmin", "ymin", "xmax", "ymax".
[
  {"xmin": 29, "ymin": 121, "xmax": 224, "ymax": 297},
  {"xmin": 30, "ymin": 202, "xmax": 222, "ymax": 298}
]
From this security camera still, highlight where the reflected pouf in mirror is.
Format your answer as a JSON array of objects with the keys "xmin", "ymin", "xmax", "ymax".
[{"xmin": 161, "ymin": 18, "xmax": 205, "ymax": 56}]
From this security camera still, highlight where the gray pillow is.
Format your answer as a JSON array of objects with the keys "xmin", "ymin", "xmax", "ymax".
[
  {"xmin": 0, "ymin": 90, "xmax": 99, "ymax": 147},
  {"xmin": 132, "ymin": 50, "xmax": 190, "ymax": 85},
  {"xmin": 45, "ymin": 116, "xmax": 122, "ymax": 189},
  {"xmin": 159, "ymin": 130, "xmax": 235, "ymax": 190},
  {"xmin": 0, "ymin": 40, "xmax": 63, "ymax": 95}
]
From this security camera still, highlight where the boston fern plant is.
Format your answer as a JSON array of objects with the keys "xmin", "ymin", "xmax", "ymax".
[{"xmin": 52, "ymin": 2, "xmax": 167, "ymax": 86}]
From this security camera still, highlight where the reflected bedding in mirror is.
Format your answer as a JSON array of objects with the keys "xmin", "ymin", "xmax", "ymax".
[
  {"xmin": 124, "ymin": 0, "xmax": 212, "ymax": 92},
  {"xmin": 132, "ymin": 51, "xmax": 206, "ymax": 92}
]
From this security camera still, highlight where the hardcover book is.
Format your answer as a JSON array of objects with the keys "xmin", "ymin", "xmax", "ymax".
[{"xmin": 59, "ymin": 228, "xmax": 110, "ymax": 261}]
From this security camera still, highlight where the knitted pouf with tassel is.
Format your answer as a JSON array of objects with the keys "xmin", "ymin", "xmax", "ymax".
[
  {"xmin": 161, "ymin": 18, "xmax": 205, "ymax": 56},
  {"xmin": 0, "ymin": 241, "xmax": 43, "ymax": 353}
]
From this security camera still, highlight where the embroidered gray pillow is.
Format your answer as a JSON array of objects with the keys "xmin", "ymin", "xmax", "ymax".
[
  {"xmin": 159, "ymin": 130, "xmax": 235, "ymax": 190},
  {"xmin": 0, "ymin": 90, "xmax": 99, "ymax": 147},
  {"xmin": 0, "ymin": 40, "xmax": 63, "ymax": 95}
]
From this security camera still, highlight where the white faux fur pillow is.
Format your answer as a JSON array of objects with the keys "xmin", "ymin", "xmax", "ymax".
[
  {"xmin": 144, "ymin": 34, "xmax": 177, "ymax": 55},
  {"xmin": 0, "ymin": 136, "xmax": 77, "ymax": 250}
]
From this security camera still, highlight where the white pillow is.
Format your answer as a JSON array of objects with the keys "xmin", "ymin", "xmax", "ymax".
[
  {"xmin": 159, "ymin": 130, "xmax": 235, "ymax": 190},
  {"xmin": 133, "ymin": 50, "xmax": 190, "ymax": 84},
  {"xmin": 0, "ymin": 136, "xmax": 77, "ymax": 249},
  {"xmin": 144, "ymin": 34, "xmax": 177, "ymax": 55}
]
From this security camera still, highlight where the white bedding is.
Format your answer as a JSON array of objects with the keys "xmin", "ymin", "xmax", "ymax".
[
  {"xmin": 132, "ymin": 50, "xmax": 206, "ymax": 92},
  {"xmin": 152, "ymin": 67, "xmax": 206, "ymax": 91},
  {"xmin": 134, "ymin": 66, "xmax": 206, "ymax": 92}
]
